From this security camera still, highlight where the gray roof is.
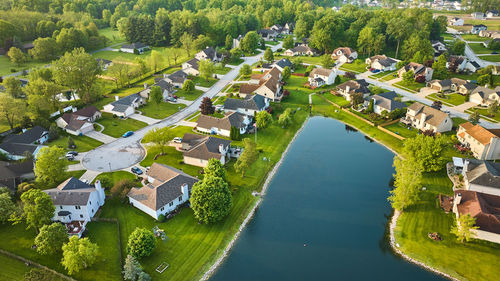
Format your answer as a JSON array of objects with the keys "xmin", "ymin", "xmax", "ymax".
[
  {"xmin": 466, "ymin": 160, "xmax": 500, "ymax": 188},
  {"xmin": 198, "ymin": 47, "xmax": 218, "ymax": 60},
  {"xmin": 182, "ymin": 133, "xmax": 232, "ymax": 161},
  {"xmin": 155, "ymin": 80, "xmax": 175, "ymax": 94},
  {"xmin": 224, "ymin": 95, "xmax": 267, "ymax": 111},
  {"xmin": 110, "ymin": 93, "xmax": 142, "ymax": 109},
  {"xmin": 378, "ymin": 57, "xmax": 396, "ymax": 67},
  {"xmin": 44, "ymin": 177, "xmax": 97, "ymax": 206},
  {"xmin": 3, "ymin": 126, "xmax": 47, "ymax": 144},
  {"xmin": 274, "ymin": 58, "xmax": 293, "ymax": 69},
  {"xmin": 0, "ymin": 161, "xmax": 34, "ymax": 191},
  {"xmin": 0, "ymin": 142, "xmax": 38, "ymax": 156},
  {"xmin": 168, "ymin": 70, "xmax": 187, "ymax": 84},
  {"xmin": 185, "ymin": 58, "xmax": 199, "ymax": 69},
  {"xmin": 367, "ymin": 91, "xmax": 406, "ymax": 111},
  {"xmin": 121, "ymin": 43, "xmax": 148, "ymax": 50}
]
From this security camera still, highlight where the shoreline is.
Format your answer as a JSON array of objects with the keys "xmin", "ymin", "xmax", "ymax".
[{"xmin": 199, "ymin": 117, "xmax": 310, "ymax": 281}]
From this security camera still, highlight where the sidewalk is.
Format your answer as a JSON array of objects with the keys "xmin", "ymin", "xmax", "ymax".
[{"xmin": 128, "ymin": 113, "xmax": 160, "ymax": 125}]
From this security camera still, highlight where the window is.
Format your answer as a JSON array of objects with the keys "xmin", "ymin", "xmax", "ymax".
[
  {"xmin": 75, "ymin": 206, "xmax": 81, "ymax": 210},
  {"xmin": 178, "ymin": 196, "xmax": 183, "ymax": 202},
  {"xmin": 169, "ymin": 202, "xmax": 174, "ymax": 207},
  {"xmin": 92, "ymin": 209, "xmax": 94, "ymax": 213},
  {"xmin": 89, "ymin": 201, "xmax": 91, "ymax": 205},
  {"xmin": 60, "ymin": 206, "xmax": 62, "ymax": 209},
  {"xmin": 80, "ymin": 214, "xmax": 83, "ymax": 218},
  {"xmin": 161, "ymin": 207, "xmax": 164, "ymax": 211}
]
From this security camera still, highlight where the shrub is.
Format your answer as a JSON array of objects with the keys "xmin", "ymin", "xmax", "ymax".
[
  {"xmin": 157, "ymin": 214, "xmax": 166, "ymax": 222},
  {"xmin": 127, "ymin": 228, "xmax": 156, "ymax": 258}
]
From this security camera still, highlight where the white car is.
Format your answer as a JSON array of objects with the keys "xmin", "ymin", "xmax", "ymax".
[{"xmin": 173, "ymin": 137, "xmax": 182, "ymax": 143}]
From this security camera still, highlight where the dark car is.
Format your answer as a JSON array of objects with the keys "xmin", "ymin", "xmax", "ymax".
[
  {"xmin": 67, "ymin": 151, "xmax": 78, "ymax": 156},
  {"xmin": 492, "ymin": 51, "xmax": 499, "ymax": 54},
  {"xmin": 131, "ymin": 166, "xmax": 143, "ymax": 175}
]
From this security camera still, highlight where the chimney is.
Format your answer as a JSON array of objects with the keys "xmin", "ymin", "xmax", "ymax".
[
  {"xmin": 455, "ymin": 193, "xmax": 462, "ymax": 205},
  {"xmin": 181, "ymin": 183, "xmax": 189, "ymax": 197},
  {"xmin": 420, "ymin": 113, "xmax": 427, "ymax": 124},
  {"xmin": 115, "ymin": 95, "xmax": 119, "ymax": 101},
  {"xmin": 72, "ymin": 106, "xmax": 77, "ymax": 112},
  {"xmin": 345, "ymin": 85, "xmax": 350, "ymax": 94},
  {"xmin": 219, "ymin": 144, "xmax": 225, "ymax": 153},
  {"xmin": 144, "ymin": 83, "xmax": 148, "ymax": 89}
]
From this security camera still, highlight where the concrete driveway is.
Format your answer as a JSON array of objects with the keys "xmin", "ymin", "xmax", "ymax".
[
  {"xmin": 453, "ymin": 102, "xmax": 476, "ymax": 113},
  {"xmin": 128, "ymin": 114, "xmax": 160, "ymax": 125},
  {"xmin": 416, "ymin": 87, "xmax": 437, "ymax": 99},
  {"xmin": 85, "ymin": 131, "xmax": 117, "ymax": 143}
]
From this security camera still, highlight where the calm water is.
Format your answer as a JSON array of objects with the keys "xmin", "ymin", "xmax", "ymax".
[{"xmin": 211, "ymin": 117, "xmax": 445, "ymax": 281}]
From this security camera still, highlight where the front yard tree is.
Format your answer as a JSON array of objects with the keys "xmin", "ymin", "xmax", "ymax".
[
  {"xmin": 451, "ymin": 213, "xmax": 478, "ymax": 243},
  {"xmin": 7, "ymin": 47, "xmax": 26, "ymax": 65},
  {"xmin": 2, "ymin": 76, "xmax": 24, "ymax": 98},
  {"xmin": 34, "ymin": 222, "xmax": 68, "ymax": 255},
  {"xmin": 150, "ymin": 50, "xmax": 164, "ymax": 73},
  {"xmin": 149, "ymin": 86, "xmax": 163, "ymax": 106},
  {"xmin": 0, "ymin": 188, "xmax": 15, "ymax": 223},
  {"xmin": 239, "ymin": 64, "xmax": 252, "ymax": 76},
  {"xmin": 402, "ymin": 134, "xmax": 448, "ymax": 172},
  {"xmin": 143, "ymin": 127, "xmax": 172, "ymax": 155},
  {"xmin": 255, "ymin": 111, "xmax": 272, "ymax": 129},
  {"xmin": 15, "ymin": 189, "xmax": 55, "ymax": 231},
  {"xmin": 432, "ymin": 54, "xmax": 448, "ymax": 80},
  {"xmin": 200, "ymin": 97, "xmax": 215, "ymax": 115},
  {"xmin": 488, "ymin": 101, "xmax": 498, "ymax": 117},
  {"xmin": 182, "ymin": 79, "xmax": 195, "ymax": 93},
  {"xmin": 234, "ymin": 138, "xmax": 258, "ymax": 176},
  {"xmin": 263, "ymin": 48, "xmax": 274, "ymax": 63},
  {"xmin": 61, "ymin": 236, "xmax": 99, "ymax": 274},
  {"xmin": 123, "ymin": 255, "xmax": 143, "ymax": 281},
  {"xmin": 34, "ymin": 146, "xmax": 68, "ymax": 187},
  {"xmin": 468, "ymin": 111, "xmax": 480, "ymax": 124},
  {"xmin": 241, "ymin": 31, "xmax": 259, "ymax": 53},
  {"xmin": 478, "ymin": 74, "xmax": 492, "ymax": 87},
  {"xmin": 388, "ymin": 157, "xmax": 423, "ymax": 211},
  {"xmin": 199, "ymin": 59, "xmax": 215, "ymax": 81},
  {"xmin": 282, "ymin": 66, "xmax": 291, "ymax": 81},
  {"xmin": 191, "ymin": 175, "xmax": 232, "ymax": 223},
  {"xmin": 127, "ymin": 227, "xmax": 156, "ymax": 258},
  {"xmin": 204, "ymin": 159, "xmax": 227, "ymax": 181},
  {"xmin": 402, "ymin": 70, "xmax": 414, "ymax": 83},
  {"xmin": 283, "ymin": 36, "xmax": 294, "ymax": 50},
  {"xmin": 225, "ymin": 34, "xmax": 233, "ymax": 50}
]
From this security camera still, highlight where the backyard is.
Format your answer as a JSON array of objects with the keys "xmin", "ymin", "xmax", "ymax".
[
  {"xmin": 98, "ymin": 113, "xmax": 148, "ymax": 137},
  {"xmin": 468, "ymin": 43, "xmax": 493, "ymax": 54},
  {"xmin": 383, "ymin": 122, "xmax": 419, "ymax": 138},
  {"xmin": 99, "ymin": 27, "xmax": 125, "ymax": 46},
  {"xmin": 140, "ymin": 102, "xmax": 186, "ymax": 119},
  {"xmin": 0, "ymin": 55, "xmax": 48, "ymax": 77},
  {"xmin": 275, "ymin": 55, "xmax": 324, "ymax": 66}
]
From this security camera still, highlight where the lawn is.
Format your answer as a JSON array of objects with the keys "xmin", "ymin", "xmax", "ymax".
[
  {"xmin": 190, "ymin": 76, "xmax": 218, "ymax": 87},
  {"xmin": 0, "ymin": 55, "xmax": 49, "ymax": 77},
  {"xmin": 481, "ymin": 55, "xmax": 500, "ymax": 62},
  {"xmin": 265, "ymin": 40, "xmax": 279, "ymax": 46},
  {"xmin": 99, "ymin": 27, "xmax": 125, "ymax": 46},
  {"xmin": 93, "ymin": 47, "xmax": 189, "ymax": 66},
  {"xmin": 339, "ymin": 59, "xmax": 368, "ymax": 73},
  {"xmin": 228, "ymin": 58, "xmax": 244, "ymax": 66},
  {"xmin": 98, "ymin": 113, "xmax": 147, "ymax": 137},
  {"xmin": 0, "ymin": 253, "xmax": 31, "ymax": 281},
  {"xmin": 0, "ymin": 221, "xmax": 122, "ymax": 281},
  {"xmin": 460, "ymin": 34, "xmax": 490, "ymax": 42},
  {"xmin": 426, "ymin": 93, "xmax": 466, "ymax": 106},
  {"xmin": 440, "ymin": 33, "xmax": 454, "ymax": 41},
  {"xmin": 93, "ymin": 170, "xmax": 141, "ymax": 190},
  {"xmin": 394, "ymin": 170, "xmax": 500, "ymax": 281},
  {"xmin": 175, "ymin": 89, "xmax": 204, "ymax": 101},
  {"xmin": 369, "ymin": 70, "xmax": 397, "ymax": 80},
  {"xmin": 321, "ymin": 93, "xmax": 350, "ymax": 107},
  {"xmin": 383, "ymin": 122, "xmax": 419, "ymax": 138},
  {"xmin": 467, "ymin": 107, "xmax": 500, "ymax": 122},
  {"xmin": 48, "ymin": 134, "xmax": 103, "ymax": 152},
  {"xmin": 468, "ymin": 43, "xmax": 493, "ymax": 54},
  {"xmin": 393, "ymin": 80, "xmax": 425, "ymax": 93},
  {"xmin": 139, "ymin": 102, "xmax": 186, "ymax": 119},
  {"xmin": 275, "ymin": 55, "xmax": 324, "ymax": 66},
  {"xmin": 214, "ymin": 66, "xmax": 232, "ymax": 75}
]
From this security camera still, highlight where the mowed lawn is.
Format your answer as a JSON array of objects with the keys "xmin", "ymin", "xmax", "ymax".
[
  {"xmin": 468, "ymin": 43, "xmax": 493, "ymax": 54},
  {"xmin": 99, "ymin": 27, "xmax": 125, "ymax": 46},
  {"xmin": 394, "ymin": 171, "xmax": 500, "ymax": 281},
  {"xmin": 98, "ymin": 113, "xmax": 147, "ymax": 137},
  {"xmin": 140, "ymin": 102, "xmax": 186, "ymax": 119},
  {"xmin": 339, "ymin": 59, "xmax": 368, "ymax": 73},
  {"xmin": 461, "ymin": 34, "xmax": 490, "ymax": 42},
  {"xmin": 48, "ymin": 134, "xmax": 103, "ymax": 152},
  {"xmin": 426, "ymin": 93, "xmax": 466, "ymax": 106},
  {"xmin": 0, "ymin": 253, "xmax": 31, "ymax": 281},
  {"xmin": 393, "ymin": 80, "xmax": 425, "ymax": 93},
  {"xmin": 481, "ymin": 55, "xmax": 500, "ymax": 62},
  {"xmin": 383, "ymin": 122, "xmax": 418, "ymax": 138},
  {"xmin": 175, "ymin": 89, "xmax": 204, "ymax": 101},
  {"xmin": 0, "ymin": 55, "xmax": 48, "ymax": 77}
]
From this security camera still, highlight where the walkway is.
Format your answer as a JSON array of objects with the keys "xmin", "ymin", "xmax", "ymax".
[
  {"xmin": 177, "ymin": 120, "xmax": 197, "ymax": 127},
  {"xmin": 79, "ymin": 170, "xmax": 101, "ymax": 182},
  {"xmin": 85, "ymin": 131, "xmax": 117, "ymax": 143},
  {"xmin": 128, "ymin": 113, "xmax": 160, "ymax": 125}
]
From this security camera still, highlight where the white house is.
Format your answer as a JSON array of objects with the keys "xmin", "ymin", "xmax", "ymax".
[
  {"xmin": 462, "ymin": 159, "xmax": 500, "ymax": 196},
  {"xmin": 457, "ymin": 122, "xmax": 500, "ymax": 160},
  {"xmin": 195, "ymin": 47, "xmax": 222, "ymax": 62},
  {"xmin": 127, "ymin": 163, "xmax": 198, "ymax": 220},
  {"xmin": 472, "ymin": 24, "xmax": 487, "ymax": 34},
  {"xmin": 364, "ymin": 91, "xmax": 406, "ymax": 115},
  {"xmin": 283, "ymin": 45, "xmax": 316, "ymax": 57},
  {"xmin": 224, "ymin": 94, "xmax": 269, "ymax": 116},
  {"xmin": 308, "ymin": 68, "xmax": 337, "ymax": 88},
  {"xmin": 96, "ymin": 58, "xmax": 113, "ymax": 70},
  {"xmin": 449, "ymin": 17, "xmax": 464, "ymax": 26},
  {"xmin": 44, "ymin": 178, "xmax": 105, "ymax": 237},
  {"xmin": 103, "ymin": 93, "xmax": 145, "ymax": 117},
  {"xmin": 331, "ymin": 47, "xmax": 358, "ymax": 63},
  {"xmin": 469, "ymin": 86, "xmax": 500, "ymax": 106},
  {"xmin": 471, "ymin": 12, "xmax": 486, "ymax": 20},
  {"xmin": 402, "ymin": 102, "xmax": 452, "ymax": 133},
  {"xmin": 182, "ymin": 58, "xmax": 200, "ymax": 76},
  {"xmin": 180, "ymin": 133, "xmax": 233, "ymax": 167},
  {"xmin": 432, "ymin": 40, "xmax": 447, "ymax": 57},
  {"xmin": 397, "ymin": 62, "xmax": 434, "ymax": 82},
  {"xmin": 366, "ymin": 55, "xmax": 397, "ymax": 72},
  {"xmin": 56, "ymin": 106, "xmax": 101, "ymax": 136},
  {"xmin": 447, "ymin": 56, "xmax": 468, "ymax": 72},
  {"xmin": 335, "ymin": 79, "xmax": 371, "ymax": 101},
  {"xmin": 120, "ymin": 43, "xmax": 149, "ymax": 54},
  {"xmin": 486, "ymin": 10, "xmax": 499, "ymax": 18},
  {"xmin": 196, "ymin": 112, "xmax": 251, "ymax": 137},
  {"xmin": 0, "ymin": 126, "xmax": 48, "ymax": 160}
]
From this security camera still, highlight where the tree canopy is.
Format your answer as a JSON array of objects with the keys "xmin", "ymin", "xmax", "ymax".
[
  {"xmin": 35, "ymin": 222, "xmax": 69, "ymax": 255},
  {"xmin": 34, "ymin": 146, "xmax": 68, "ymax": 187},
  {"xmin": 127, "ymin": 227, "xmax": 157, "ymax": 258},
  {"xmin": 61, "ymin": 236, "xmax": 99, "ymax": 274},
  {"xmin": 190, "ymin": 175, "xmax": 232, "ymax": 224}
]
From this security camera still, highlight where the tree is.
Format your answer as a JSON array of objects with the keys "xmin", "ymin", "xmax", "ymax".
[
  {"xmin": 199, "ymin": 59, "xmax": 215, "ymax": 81},
  {"xmin": 30, "ymin": 37, "xmax": 59, "ymax": 61},
  {"xmin": 127, "ymin": 227, "xmax": 156, "ymax": 258},
  {"xmin": 2, "ymin": 76, "xmax": 24, "ymax": 98},
  {"xmin": 34, "ymin": 222, "xmax": 68, "ymax": 255},
  {"xmin": 388, "ymin": 157, "xmax": 423, "ymax": 211},
  {"xmin": 283, "ymin": 36, "xmax": 294, "ymax": 50},
  {"xmin": 402, "ymin": 70, "xmax": 415, "ymax": 83},
  {"xmin": 450, "ymin": 40, "xmax": 466, "ymax": 55},
  {"xmin": 0, "ymin": 189, "xmax": 15, "ymax": 223},
  {"xmin": 34, "ymin": 146, "xmax": 68, "ymax": 186},
  {"xmin": 468, "ymin": 111, "xmax": 480, "ymax": 124},
  {"xmin": 351, "ymin": 93, "xmax": 364, "ymax": 107},
  {"xmin": 263, "ymin": 48, "xmax": 274, "ymax": 63},
  {"xmin": 239, "ymin": 64, "xmax": 252, "ymax": 76},
  {"xmin": 305, "ymin": 65, "xmax": 316, "ymax": 77},
  {"xmin": 433, "ymin": 54, "xmax": 448, "ymax": 80},
  {"xmin": 241, "ymin": 31, "xmax": 259, "ymax": 53},
  {"xmin": 255, "ymin": 111, "xmax": 272, "ymax": 129},
  {"xmin": 282, "ymin": 66, "xmax": 291, "ymax": 80},
  {"xmin": 367, "ymin": 99, "xmax": 374, "ymax": 113},
  {"xmin": 310, "ymin": 13, "xmax": 346, "ymax": 53},
  {"xmin": 193, "ymin": 35, "xmax": 213, "ymax": 51},
  {"xmin": 278, "ymin": 108, "xmax": 294, "ymax": 128},
  {"xmin": 14, "ymin": 189, "xmax": 55, "ymax": 231},
  {"xmin": 478, "ymin": 74, "xmax": 492, "ymax": 87},
  {"xmin": 451, "ymin": 213, "xmax": 478, "ymax": 243},
  {"xmin": 488, "ymin": 100, "xmax": 498, "ymax": 117},
  {"xmin": 230, "ymin": 126, "xmax": 240, "ymax": 140},
  {"xmin": 204, "ymin": 159, "xmax": 227, "ymax": 181},
  {"xmin": 200, "ymin": 97, "xmax": 215, "ymax": 115},
  {"xmin": 150, "ymin": 50, "xmax": 164, "ymax": 73},
  {"xmin": 143, "ymin": 127, "xmax": 172, "ymax": 155},
  {"xmin": 402, "ymin": 34, "xmax": 434, "ymax": 61},
  {"xmin": 357, "ymin": 27, "xmax": 385, "ymax": 57},
  {"xmin": 386, "ymin": 18, "xmax": 411, "ymax": 59},
  {"xmin": 321, "ymin": 54, "xmax": 335, "ymax": 68},
  {"xmin": 182, "ymin": 79, "xmax": 195, "ymax": 93},
  {"xmin": 180, "ymin": 32, "xmax": 193, "ymax": 57},
  {"xmin": 53, "ymin": 48, "xmax": 101, "ymax": 103},
  {"xmin": 23, "ymin": 268, "xmax": 56, "ymax": 281},
  {"xmin": 61, "ymin": 236, "xmax": 99, "ymax": 274},
  {"xmin": 110, "ymin": 179, "xmax": 134, "ymax": 199},
  {"xmin": 138, "ymin": 272, "xmax": 151, "ymax": 281},
  {"xmin": 0, "ymin": 94, "xmax": 26, "ymax": 128},
  {"xmin": 234, "ymin": 138, "xmax": 257, "ymax": 176},
  {"xmin": 149, "ymin": 86, "xmax": 163, "ymax": 106},
  {"xmin": 225, "ymin": 35, "xmax": 233, "ymax": 50},
  {"xmin": 403, "ymin": 134, "xmax": 448, "ymax": 172},
  {"xmin": 7, "ymin": 47, "xmax": 26, "ymax": 65},
  {"xmin": 191, "ymin": 175, "xmax": 232, "ymax": 223},
  {"xmin": 123, "ymin": 255, "xmax": 143, "ymax": 281}
]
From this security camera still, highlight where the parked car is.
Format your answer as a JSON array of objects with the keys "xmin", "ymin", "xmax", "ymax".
[
  {"xmin": 131, "ymin": 166, "xmax": 143, "ymax": 175},
  {"xmin": 173, "ymin": 137, "xmax": 182, "ymax": 143},
  {"xmin": 123, "ymin": 131, "xmax": 134, "ymax": 138},
  {"xmin": 492, "ymin": 51, "xmax": 499, "ymax": 54},
  {"xmin": 67, "ymin": 151, "xmax": 78, "ymax": 156},
  {"xmin": 66, "ymin": 155, "xmax": 75, "ymax": 161}
]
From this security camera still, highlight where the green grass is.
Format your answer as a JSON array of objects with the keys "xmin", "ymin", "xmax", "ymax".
[
  {"xmin": 175, "ymin": 89, "xmax": 204, "ymax": 101},
  {"xmin": 0, "ymin": 253, "xmax": 31, "ymax": 281},
  {"xmin": 469, "ymin": 43, "xmax": 493, "ymax": 54},
  {"xmin": 427, "ymin": 93, "xmax": 466, "ymax": 106},
  {"xmin": 339, "ymin": 59, "xmax": 368, "ymax": 73},
  {"xmin": 369, "ymin": 70, "xmax": 397, "ymax": 79},
  {"xmin": 190, "ymin": 76, "xmax": 218, "ymax": 87},
  {"xmin": 393, "ymin": 80, "xmax": 425, "ymax": 93},
  {"xmin": 460, "ymin": 34, "xmax": 490, "ymax": 42},
  {"xmin": 98, "ymin": 113, "xmax": 147, "ymax": 138},
  {"xmin": 467, "ymin": 107, "xmax": 500, "ymax": 122},
  {"xmin": 99, "ymin": 27, "xmax": 125, "ymax": 46},
  {"xmin": 214, "ymin": 66, "xmax": 232, "ymax": 75},
  {"xmin": 394, "ymin": 170, "xmax": 500, "ymax": 281},
  {"xmin": 440, "ymin": 33, "xmax": 454, "ymax": 41},
  {"xmin": 48, "ymin": 134, "xmax": 103, "ymax": 152},
  {"xmin": 228, "ymin": 58, "xmax": 244, "ymax": 66},
  {"xmin": 383, "ymin": 122, "xmax": 419, "ymax": 138},
  {"xmin": 275, "ymin": 55, "xmax": 324, "ymax": 66},
  {"xmin": 139, "ymin": 102, "xmax": 186, "ymax": 119},
  {"xmin": 93, "ymin": 47, "xmax": 189, "ymax": 65},
  {"xmin": 0, "ymin": 55, "xmax": 49, "ymax": 77},
  {"xmin": 93, "ymin": 170, "xmax": 140, "ymax": 189},
  {"xmin": 321, "ymin": 93, "xmax": 350, "ymax": 107},
  {"xmin": 265, "ymin": 40, "xmax": 279, "ymax": 46},
  {"xmin": 481, "ymin": 55, "xmax": 500, "ymax": 62}
]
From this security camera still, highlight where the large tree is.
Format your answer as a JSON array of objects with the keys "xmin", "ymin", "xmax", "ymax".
[
  {"xmin": 199, "ymin": 59, "xmax": 215, "ymax": 81},
  {"xmin": 61, "ymin": 236, "xmax": 99, "ymax": 274},
  {"xmin": 15, "ymin": 189, "xmax": 55, "ymax": 231},
  {"xmin": 0, "ymin": 95, "xmax": 26, "ymax": 129},
  {"xmin": 255, "ymin": 111, "xmax": 272, "ymax": 129},
  {"xmin": 283, "ymin": 36, "xmax": 294, "ymax": 50},
  {"xmin": 53, "ymin": 47, "xmax": 101, "ymax": 103},
  {"xmin": 142, "ymin": 127, "xmax": 172, "ymax": 155},
  {"xmin": 127, "ymin": 228, "xmax": 156, "ymax": 258},
  {"xmin": 123, "ymin": 255, "xmax": 143, "ymax": 281},
  {"xmin": 310, "ymin": 13, "xmax": 346, "ymax": 53},
  {"xmin": 204, "ymin": 159, "xmax": 227, "ymax": 181},
  {"xmin": 402, "ymin": 134, "xmax": 448, "ymax": 172},
  {"xmin": 2, "ymin": 76, "xmax": 24, "ymax": 98},
  {"xmin": 234, "ymin": 138, "xmax": 258, "ymax": 176},
  {"xmin": 0, "ymin": 188, "xmax": 16, "ymax": 223},
  {"xmin": 182, "ymin": 79, "xmax": 195, "ymax": 93},
  {"xmin": 200, "ymin": 97, "xmax": 215, "ymax": 115},
  {"xmin": 451, "ymin": 213, "xmax": 478, "ymax": 243},
  {"xmin": 388, "ymin": 157, "xmax": 423, "ymax": 211},
  {"xmin": 34, "ymin": 146, "xmax": 68, "ymax": 187},
  {"xmin": 149, "ymin": 86, "xmax": 163, "ymax": 106},
  {"xmin": 263, "ymin": 48, "xmax": 274, "ymax": 63},
  {"xmin": 278, "ymin": 108, "xmax": 294, "ymax": 128},
  {"xmin": 191, "ymin": 175, "xmax": 232, "ymax": 223},
  {"xmin": 386, "ymin": 18, "xmax": 411, "ymax": 59},
  {"xmin": 180, "ymin": 32, "xmax": 193, "ymax": 57},
  {"xmin": 7, "ymin": 47, "xmax": 26, "ymax": 66},
  {"xmin": 30, "ymin": 37, "xmax": 59, "ymax": 61},
  {"xmin": 357, "ymin": 27, "xmax": 385, "ymax": 57},
  {"xmin": 34, "ymin": 222, "xmax": 68, "ymax": 255},
  {"xmin": 241, "ymin": 31, "xmax": 260, "ymax": 53}
]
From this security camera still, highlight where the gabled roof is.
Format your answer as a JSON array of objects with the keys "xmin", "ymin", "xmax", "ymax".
[
  {"xmin": 111, "ymin": 93, "xmax": 142, "ymax": 108},
  {"xmin": 465, "ymin": 159, "xmax": 500, "ymax": 188},
  {"xmin": 332, "ymin": 47, "xmax": 356, "ymax": 57},
  {"xmin": 196, "ymin": 112, "xmax": 248, "ymax": 131},
  {"xmin": 336, "ymin": 79, "xmax": 370, "ymax": 95},
  {"xmin": 0, "ymin": 143, "xmax": 38, "ymax": 156},
  {"xmin": 455, "ymin": 190, "xmax": 500, "ymax": 234},
  {"xmin": 460, "ymin": 122, "xmax": 500, "ymax": 145},
  {"xmin": 155, "ymin": 79, "xmax": 175, "ymax": 94},
  {"xmin": 274, "ymin": 58, "xmax": 293, "ymax": 69},
  {"xmin": 185, "ymin": 58, "xmax": 199, "ymax": 70},
  {"xmin": 182, "ymin": 133, "xmax": 232, "ymax": 161},
  {"xmin": 197, "ymin": 47, "xmax": 217, "ymax": 60},
  {"xmin": 60, "ymin": 113, "xmax": 89, "ymax": 131},
  {"xmin": 407, "ymin": 102, "xmax": 450, "ymax": 127},
  {"xmin": 368, "ymin": 91, "xmax": 406, "ymax": 111},
  {"xmin": 3, "ymin": 126, "xmax": 47, "ymax": 144},
  {"xmin": 44, "ymin": 177, "xmax": 97, "ymax": 206},
  {"xmin": 239, "ymin": 83, "xmax": 260, "ymax": 94},
  {"xmin": 290, "ymin": 45, "xmax": 315, "ymax": 53},
  {"xmin": 0, "ymin": 160, "xmax": 33, "ymax": 188},
  {"xmin": 121, "ymin": 42, "xmax": 148, "ymax": 49},
  {"xmin": 224, "ymin": 94, "xmax": 267, "ymax": 111},
  {"xmin": 167, "ymin": 70, "xmax": 187, "ymax": 84},
  {"xmin": 309, "ymin": 67, "xmax": 333, "ymax": 78},
  {"xmin": 73, "ymin": 106, "xmax": 100, "ymax": 118}
]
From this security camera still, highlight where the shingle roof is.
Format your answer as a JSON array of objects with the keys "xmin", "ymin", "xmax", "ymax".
[
  {"xmin": 182, "ymin": 133, "xmax": 232, "ymax": 161},
  {"xmin": 0, "ymin": 142, "xmax": 38, "ymax": 156},
  {"xmin": 274, "ymin": 58, "xmax": 293, "ymax": 69},
  {"xmin": 368, "ymin": 91, "xmax": 406, "ymax": 111},
  {"xmin": 168, "ymin": 70, "xmax": 187, "ymax": 84},
  {"xmin": 224, "ymin": 95, "xmax": 267, "ymax": 111},
  {"xmin": 60, "ymin": 113, "xmax": 88, "ymax": 131},
  {"xmin": 196, "ymin": 112, "xmax": 247, "ymax": 131},
  {"xmin": 459, "ymin": 122, "xmax": 500, "ymax": 145},
  {"xmin": 465, "ymin": 159, "xmax": 500, "ymax": 188},
  {"xmin": 309, "ymin": 67, "xmax": 333, "ymax": 78},
  {"xmin": 455, "ymin": 190, "xmax": 500, "ymax": 234},
  {"xmin": 336, "ymin": 79, "xmax": 370, "ymax": 95},
  {"xmin": 198, "ymin": 47, "xmax": 217, "ymax": 60},
  {"xmin": 0, "ymin": 161, "xmax": 34, "ymax": 191},
  {"xmin": 121, "ymin": 42, "xmax": 148, "ymax": 49},
  {"xmin": 3, "ymin": 126, "xmax": 47, "ymax": 144},
  {"xmin": 185, "ymin": 58, "xmax": 199, "ymax": 69},
  {"xmin": 332, "ymin": 47, "xmax": 356, "ymax": 57},
  {"xmin": 407, "ymin": 102, "xmax": 450, "ymax": 127},
  {"xmin": 73, "ymin": 106, "xmax": 99, "ymax": 118},
  {"xmin": 44, "ymin": 177, "xmax": 97, "ymax": 206},
  {"xmin": 239, "ymin": 84, "xmax": 260, "ymax": 94}
]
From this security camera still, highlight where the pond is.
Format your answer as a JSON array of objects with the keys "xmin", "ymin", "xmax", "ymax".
[{"xmin": 211, "ymin": 117, "xmax": 445, "ymax": 281}]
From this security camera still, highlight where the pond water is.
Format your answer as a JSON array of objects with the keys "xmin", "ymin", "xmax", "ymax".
[{"xmin": 211, "ymin": 117, "xmax": 445, "ymax": 281}]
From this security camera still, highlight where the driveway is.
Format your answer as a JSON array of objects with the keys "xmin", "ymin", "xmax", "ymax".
[
  {"xmin": 453, "ymin": 102, "xmax": 476, "ymax": 113},
  {"xmin": 79, "ymin": 170, "xmax": 101, "ymax": 183},
  {"xmin": 128, "ymin": 114, "xmax": 160, "ymax": 125},
  {"xmin": 85, "ymin": 131, "xmax": 117, "ymax": 143},
  {"xmin": 416, "ymin": 87, "xmax": 437, "ymax": 99}
]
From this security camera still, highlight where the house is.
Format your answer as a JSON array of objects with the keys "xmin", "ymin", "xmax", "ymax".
[
  {"xmin": 103, "ymin": 93, "xmax": 145, "ymax": 117},
  {"xmin": 257, "ymin": 29, "xmax": 278, "ymax": 40},
  {"xmin": 180, "ymin": 133, "xmax": 233, "ymax": 167},
  {"xmin": 120, "ymin": 43, "xmax": 150, "ymax": 54},
  {"xmin": 224, "ymin": 95, "xmax": 269, "ymax": 116},
  {"xmin": 432, "ymin": 40, "xmax": 447, "ymax": 57},
  {"xmin": 471, "ymin": 12, "xmax": 486, "ymax": 20},
  {"xmin": 469, "ymin": 86, "xmax": 500, "ymax": 106},
  {"xmin": 462, "ymin": 159, "xmax": 500, "ymax": 196},
  {"xmin": 447, "ymin": 56, "xmax": 468, "ymax": 72},
  {"xmin": 364, "ymin": 91, "xmax": 406, "ymax": 115},
  {"xmin": 56, "ymin": 106, "xmax": 101, "ymax": 136},
  {"xmin": 365, "ymin": 55, "xmax": 397, "ymax": 72},
  {"xmin": 453, "ymin": 190, "xmax": 500, "ymax": 244},
  {"xmin": 466, "ymin": 60, "xmax": 482, "ymax": 73},
  {"xmin": 479, "ymin": 30, "xmax": 500, "ymax": 39},
  {"xmin": 0, "ymin": 126, "xmax": 48, "ymax": 160},
  {"xmin": 194, "ymin": 47, "xmax": 222, "ymax": 62},
  {"xmin": 308, "ymin": 68, "xmax": 337, "ymax": 88},
  {"xmin": 401, "ymin": 102, "xmax": 452, "ymax": 133},
  {"xmin": 283, "ymin": 45, "xmax": 317, "ymax": 57},
  {"xmin": 127, "ymin": 163, "xmax": 198, "ymax": 220},
  {"xmin": 397, "ymin": 62, "xmax": 434, "ymax": 82},
  {"xmin": 0, "ymin": 161, "xmax": 34, "ymax": 193},
  {"xmin": 493, "ymin": 66, "xmax": 500, "ymax": 75},
  {"xmin": 331, "ymin": 47, "xmax": 358, "ymax": 63},
  {"xmin": 283, "ymin": 22, "xmax": 294, "ymax": 34},
  {"xmin": 273, "ymin": 58, "xmax": 294, "ymax": 72},
  {"xmin": 457, "ymin": 122, "xmax": 500, "ymax": 160},
  {"xmin": 232, "ymin": 34, "xmax": 244, "ymax": 49},
  {"xmin": 96, "ymin": 58, "xmax": 113, "ymax": 70},
  {"xmin": 182, "ymin": 58, "xmax": 200, "ymax": 76},
  {"xmin": 44, "ymin": 178, "xmax": 105, "ymax": 237},
  {"xmin": 449, "ymin": 17, "xmax": 464, "ymax": 26},
  {"xmin": 242, "ymin": 67, "xmax": 283, "ymax": 101},
  {"xmin": 471, "ymin": 24, "xmax": 487, "ymax": 34},
  {"xmin": 335, "ymin": 79, "xmax": 371, "ymax": 101},
  {"xmin": 165, "ymin": 70, "xmax": 188, "ymax": 88},
  {"xmin": 270, "ymin": 24, "xmax": 283, "ymax": 33},
  {"xmin": 196, "ymin": 112, "xmax": 251, "ymax": 137},
  {"xmin": 486, "ymin": 10, "xmax": 499, "ymax": 17},
  {"xmin": 153, "ymin": 79, "xmax": 177, "ymax": 101}
]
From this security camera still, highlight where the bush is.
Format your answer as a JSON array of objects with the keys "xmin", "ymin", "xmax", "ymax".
[
  {"xmin": 344, "ymin": 72, "xmax": 356, "ymax": 79},
  {"xmin": 127, "ymin": 228, "xmax": 156, "ymax": 258},
  {"xmin": 157, "ymin": 214, "xmax": 166, "ymax": 222}
]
